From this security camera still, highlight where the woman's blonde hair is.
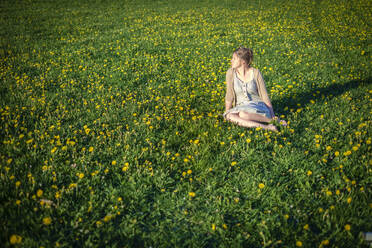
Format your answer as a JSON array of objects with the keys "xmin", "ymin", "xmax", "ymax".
[{"xmin": 233, "ymin": 47, "xmax": 253, "ymax": 67}]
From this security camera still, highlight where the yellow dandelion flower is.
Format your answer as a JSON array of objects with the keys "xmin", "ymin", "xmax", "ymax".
[
  {"xmin": 307, "ymin": 170, "xmax": 312, "ymax": 176},
  {"xmin": 343, "ymin": 150, "xmax": 351, "ymax": 156},
  {"xmin": 51, "ymin": 147, "xmax": 57, "ymax": 154},
  {"xmin": 10, "ymin": 234, "xmax": 22, "ymax": 244},
  {"xmin": 231, "ymin": 161, "xmax": 237, "ymax": 166},
  {"xmin": 88, "ymin": 147, "xmax": 94, "ymax": 152},
  {"xmin": 296, "ymin": 241, "xmax": 302, "ymax": 247},
  {"xmin": 212, "ymin": 224, "xmax": 216, "ymax": 230},
  {"xmin": 347, "ymin": 197, "xmax": 352, "ymax": 204},
  {"xmin": 258, "ymin": 183, "xmax": 265, "ymax": 189},
  {"xmin": 37, "ymin": 189, "xmax": 43, "ymax": 197},
  {"xmin": 43, "ymin": 217, "xmax": 52, "ymax": 225},
  {"xmin": 111, "ymin": 160, "xmax": 117, "ymax": 165},
  {"xmin": 103, "ymin": 215, "xmax": 112, "ymax": 222},
  {"xmin": 321, "ymin": 239, "xmax": 329, "ymax": 245},
  {"xmin": 344, "ymin": 224, "xmax": 351, "ymax": 231},
  {"xmin": 188, "ymin": 192, "xmax": 195, "ymax": 197}
]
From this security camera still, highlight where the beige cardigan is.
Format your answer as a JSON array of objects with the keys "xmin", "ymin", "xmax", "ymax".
[{"xmin": 225, "ymin": 67, "xmax": 273, "ymax": 115}]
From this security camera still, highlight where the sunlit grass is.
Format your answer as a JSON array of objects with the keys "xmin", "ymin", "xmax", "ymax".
[{"xmin": 0, "ymin": 0, "xmax": 371, "ymax": 247}]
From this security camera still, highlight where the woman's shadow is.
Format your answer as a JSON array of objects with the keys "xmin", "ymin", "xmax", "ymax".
[{"xmin": 271, "ymin": 76, "xmax": 371, "ymax": 137}]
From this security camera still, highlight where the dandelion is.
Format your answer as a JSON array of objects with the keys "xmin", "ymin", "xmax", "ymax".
[
  {"xmin": 335, "ymin": 151, "xmax": 339, "ymax": 156},
  {"xmin": 347, "ymin": 197, "xmax": 352, "ymax": 204},
  {"xmin": 307, "ymin": 170, "xmax": 312, "ymax": 176},
  {"xmin": 37, "ymin": 189, "xmax": 43, "ymax": 197},
  {"xmin": 303, "ymin": 224, "xmax": 309, "ymax": 230},
  {"xmin": 296, "ymin": 241, "xmax": 302, "ymax": 247},
  {"xmin": 103, "ymin": 215, "xmax": 112, "ymax": 222},
  {"xmin": 51, "ymin": 147, "xmax": 57, "ymax": 154},
  {"xmin": 10, "ymin": 234, "xmax": 22, "ymax": 244},
  {"xmin": 321, "ymin": 239, "xmax": 329, "ymax": 245},
  {"xmin": 111, "ymin": 160, "xmax": 117, "ymax": 165},
  {"xmin": 88, "ymin": 147, "xmax": 94, "ymax": 152},
  {"xmin": 343, "ymin": 150, "xmax": 351, "ymax": 156},
  {"xmin": 231, "ymin": 161, "xmax": 237, "ymax": 166},
  {"xmin": 187, "ymin": 169, "xmax": 192, "ymax": 174},
  {"xmin": 43, "ymin": 217, "xmax": 52, "ymax": 225},
  {"xmin": 344, "ymin": 224, "xmax": 351, "ymax": 231},
  {"xmin": 212, "ymin": 224, "xmax": 216, "ymax": 230},
  {"xmin": 258, "ymin": 183, "xmax": 265, "ymax": 189},
  {"xmin": 189, "ymin": 192, "xmax": 195, "ymax": 197}
]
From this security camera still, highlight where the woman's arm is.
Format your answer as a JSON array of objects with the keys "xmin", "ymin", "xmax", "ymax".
[
  {"xmin": 225, "ymin": 68, "xmax": 234, "ymax": 111},
  {"xmin": 256, "ymin": 69, "xmax": 275, "ymax": 118}
]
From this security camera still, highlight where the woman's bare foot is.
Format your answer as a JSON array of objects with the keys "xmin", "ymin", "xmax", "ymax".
[
  {"xmin": 273, "ymin": 116, "xmax": 287, "ymax": 126},
  {"xmin": 267, "ymin": 124, "xmax": 278, "ymax": 132},
  {"xmin": 279, "ymin": 120, "xmax": 287, "ymax": 126}
]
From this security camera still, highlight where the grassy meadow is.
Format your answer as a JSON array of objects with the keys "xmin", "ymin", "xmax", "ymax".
[{"xmin": 0, "ymin": 0, "xmax": 371, "ymax": 247}]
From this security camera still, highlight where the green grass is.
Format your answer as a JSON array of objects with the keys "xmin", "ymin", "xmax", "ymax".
[{"xmin": 0, "ymin": 0, "xmax": 371, "ymax": 247}]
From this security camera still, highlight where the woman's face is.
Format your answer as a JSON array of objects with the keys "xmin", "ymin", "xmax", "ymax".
[{"xmin": 231, "ymin": 53, "xmax": 243, "ymax": 69}]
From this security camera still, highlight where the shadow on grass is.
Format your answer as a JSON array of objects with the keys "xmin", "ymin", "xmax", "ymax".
[{"xmin": 272, "ymin": 77, "xmax": 372, "ymax": 116}]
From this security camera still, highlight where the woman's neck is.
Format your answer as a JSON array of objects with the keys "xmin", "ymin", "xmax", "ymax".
[{"xmin": 236, "ymin": 66, "xmax": 252, "ymax": 77}]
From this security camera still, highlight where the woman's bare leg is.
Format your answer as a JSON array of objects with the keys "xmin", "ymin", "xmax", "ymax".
[
  {"xmin": 238, "ymin": 111, "xmax": 272, "ymax": 123},
  {"xmin": 240, "ymin": 111, "xmax": 287, "ymax": 127},
  {"xmin": 226, "ymin": 113, "xmax": 277, "ymax": 131}
]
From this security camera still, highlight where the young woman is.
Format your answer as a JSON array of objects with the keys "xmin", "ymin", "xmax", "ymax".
[{"xmin": 223, "ymin": 47, "xmax": 286, "ymax": 131}]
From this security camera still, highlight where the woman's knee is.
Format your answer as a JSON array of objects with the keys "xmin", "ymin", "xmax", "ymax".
[
  {"xmin": 239, "ymin": 111, "xmax": 252, "ymax": 120},
  {"xmin": 226, "ymin": 113, "xmax": 238, "ymax": 121}
]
